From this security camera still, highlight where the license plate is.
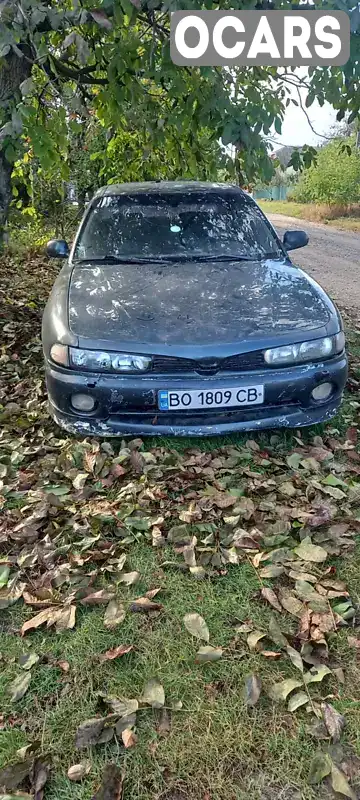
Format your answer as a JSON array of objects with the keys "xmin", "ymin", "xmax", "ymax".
[{"xmin": 158, "ymin": 386, "xmax": 264, "ymax": 411}]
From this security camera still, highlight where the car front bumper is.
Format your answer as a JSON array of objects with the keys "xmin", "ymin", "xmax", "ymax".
[{"xmin": 44, "ymin": 352, "xmax": 348, "ymax": 437}]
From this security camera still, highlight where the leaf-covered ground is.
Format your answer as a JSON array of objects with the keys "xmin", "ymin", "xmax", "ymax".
[{"xmin": 1, "ymin": 253, "xmax": 360, "ymax": 800}]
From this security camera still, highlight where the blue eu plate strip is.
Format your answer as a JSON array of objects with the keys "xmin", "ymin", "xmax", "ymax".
[{"xmin": 158, "ymin": 391, "xmax": 169, "ymax": 411}]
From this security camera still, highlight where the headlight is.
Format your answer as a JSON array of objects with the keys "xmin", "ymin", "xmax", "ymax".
[
  {"xmin": 69, "ymin": 347, "xmax": 151, "ymax": 372},
  {"xmin": 264, "ymin": 333, "xmax": 345, "ymax": 367},
  {"xmin": 50, "ymin": 343, "xmax": 69, "ymax": 366}
]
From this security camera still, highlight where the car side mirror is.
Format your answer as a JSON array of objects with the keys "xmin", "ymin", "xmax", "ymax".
[
  {"xmin": 46, "ymin": 239, "xmax": 69, "ymax": 259},
  {"xmin": 283, "ymin": 230, "xmax": 309, "ymax": 251}
]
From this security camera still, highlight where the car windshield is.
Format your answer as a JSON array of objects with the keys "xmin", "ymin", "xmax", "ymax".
[{"xmin": 73, "ymin": 191, "xmax": 282, "ymax": 262}]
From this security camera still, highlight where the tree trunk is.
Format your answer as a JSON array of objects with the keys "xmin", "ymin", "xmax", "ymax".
[
  {"xmin": 234, "ymin": 144, "xmax": 246, "ymax": 189},
  {"xmin": 0, "ymin": 144, "xmax": 13, "ymax": 248},
  {"xmin": 77, "ymin": 189, "xmax": 87, "ymax": 218},
  {"xmin": 0, "ymin": 48, "xmax": 32, "ymax": 248}
]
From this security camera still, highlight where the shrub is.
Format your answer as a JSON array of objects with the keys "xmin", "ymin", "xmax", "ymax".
[{"xmin": 291, "ymin": 136, "xmax": 360, "ymax": 206}]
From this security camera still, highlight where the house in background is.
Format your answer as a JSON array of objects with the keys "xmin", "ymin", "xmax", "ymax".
[{"xmin": 253, "ymin": 145, "xmax": 299, "ymax": 201}]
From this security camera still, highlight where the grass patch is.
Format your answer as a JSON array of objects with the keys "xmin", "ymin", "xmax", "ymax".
[
  {"xmin": 258, "ymin": 200, "xmax": 360, "ymax": 232},
  {"xmin": 2, "ymin": 543, "xmax": 360, "ymax": 800},
  {"xmin": 327, "ymin": 217, "xmax": 360, "ymax": 232},
  {"xmin": 0, "ymin": 547, "xmax": 346, "ymax": 800}
]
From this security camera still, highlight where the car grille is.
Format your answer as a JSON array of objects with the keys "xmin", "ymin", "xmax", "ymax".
[
  {"xmin": 151, "ymin": 351, "xmax": 265, "ymax": 375},
  {"xmin": 109, "ymin": 402, "xmax": 300, "ymax": 427}
]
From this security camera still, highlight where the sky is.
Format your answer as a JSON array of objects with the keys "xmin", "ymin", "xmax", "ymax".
[{"xmin": 271, "ymin": 70, "xmax": 338, "ymax": 149}]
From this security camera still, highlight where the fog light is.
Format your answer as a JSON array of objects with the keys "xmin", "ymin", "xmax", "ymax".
[
  {"xmin": 311, "ymin": 382, "xmax": 333, "ymax": 402},
  {"xmin": 71, "ymin": 393, "xmax": 95, "ymax": 412}
]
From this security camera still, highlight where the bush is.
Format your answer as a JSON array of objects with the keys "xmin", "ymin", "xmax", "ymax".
[
  {"xmin": 8, "ymin": 203, "xmax": 80, "ymax": 256},
  {"xmin": 6, "ymin": 213, "xmax": 54, "ymax": 257},
  {"xmin": 291, "ymin": 136, "xmax": 360, "ymax": 206}
]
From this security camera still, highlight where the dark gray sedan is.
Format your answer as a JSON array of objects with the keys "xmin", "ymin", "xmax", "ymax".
[{"xmin": 42, "ymin": 181, "xmax": 347, "ymax": 437}]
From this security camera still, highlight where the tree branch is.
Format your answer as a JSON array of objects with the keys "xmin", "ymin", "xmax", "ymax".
[
  {"xmin": 51, "ymin": 57, "xmax": 108, "ymax": 85},
  {"xmin": 295, "ymin": 85, "xmax": 334, "ymax": 141}
]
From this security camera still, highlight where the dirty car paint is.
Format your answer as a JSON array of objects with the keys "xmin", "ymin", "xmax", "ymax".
[
  {"xmin": 68, "ymin": 258, "xmax": 332, "ymax": 347},
  {"xmin": 42, "ymin": 180, "xmax": 347, "ymax": 437}
]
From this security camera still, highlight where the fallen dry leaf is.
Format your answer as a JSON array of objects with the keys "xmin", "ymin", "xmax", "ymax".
[
  {"xmin": 309, "ymin": 752, "xmax": 332, "ymax": 784},
  {"xmin": 22, "ymin": 591, "xmax": 55, "ymax": 608},
  {"xmin": 294, "ymin": 537, "xmax": 328, "ymax": 563},
  {"xmin": 247, "ymin": 630, "xmax": 267, "ymax": 651},
  {"xmin": 269, "ymin": 616, "xmax": 288, "ymax": 649},
  {"xmin": 73, "ymin": 472, "xmax": 88, "ymax": 490},
  {"xmin": 331, "ymin": 763, "xmax": 356, "ymax": 799},
  {"xmin": 269, "ymin": 678, "xmax": 303, "ymax": 701},
  {"xmin": 9, "ymin": 672, "xmax": 31, "ymax": 702},
  {"xmin": 105, "ymin": 697, "xmax": 138, "ymax": 718},
  {"xmin": 117, "ymin": 571, "xmax": 140, "ymax": 586},
  {"xmin": 140, "ymin": 678, "xmax": 165, "ymax": 708},
  {"xmin": 145, "ymin": 587, "xmax": 162, "ymax": 600},
  {"xmin": 130, "ymin": 449, "xmax": 145, "ymax": 474},
  {"xmin": 81, "ymin": 590, "xmax": 115, "ymax": 606},
  {"xmin": 83, "ymin": 450, "xmax": 97, "ymax": 473},
  {"xmin": 31, "ymin": 756, "xmax": 50, "ymax": 800},
  {"xmin": 306, "ymin": 720, "xmax": 329, "ymax": 740},
  {"xmin": 92, "ymin": 763, "xmax": 124, "ymax": 800},
  {"xmin": 99, "ymin": 645, "xmax": 134, "ymax": 663},
  {"xmin": 115, "ymin": 714, "xmax": 137, "ymax": 736},
  {"xmin": 297, "ymin": 608, "xmax": 312, "ymax": 639},
  {"xmin": 261, "ymin": 587, "xmax": 282, "ymax": 613},
  {"xmin": 289, "ymin": 569, "xmax": 317, "ymax": 584},
  {"xmin": 278, "ymin": 481, "xmax": 297, "ymax": 497},
  {"xmin": 67, "ymin": 762, "xmax": 91, "ymax": 781},
  {"xmin": 53, "ymin": 604, "xmax": 76, "ymax": 632},
  {"xmin": 121, "ymin": 728, "xmax": 137, "ymax": 748},
  {"xmin": 261, "ymin": 650, "xmax": 282, "ymax": 659},
  {"xmin": 57, "ymin": 660, "xmax": 70, "ymax": 673},
  {"xmin": 294, "ymin": 580, "xmax": 328, "ymax": 612},
  {"xmin": 279, "ymin": 592, "xmax": 304, "ymax": 617},
  {"xmin": 103, "ymin": 599, "xmax": 126, "ymax": 629},
  {"xmin": 311, "ymin": 612, "xmax": 336, "ymax": 634},
  {"xmin": 156, "ymin": 707, "xmax": 171, "ymax": 735},
  {"xmin": 252, "ymin": 551, "xmax": 266, "ymax": 568},
  {"xmin": 21, "ymin": 607, "xmax": 57, "ymax": 636},
  {"xmin": 183, "ymin": 613, "xmax": 209, "ymax": 642},
  {"xmin": 0, "ymin": 759, "xmax": 33, "ymax": 792},
  {"xmin": 286, "ymin": 645, "xmax": 304, "ymax": 673},
  {"xmin": 288, "ymin": 691, "xmax": 308, "ymax": 712},
  {"xmin": 321, "ymin": 702, "xmax": 345, "ymax": 742},
  {"xmin": 304, "ymin": 665, "xmax": 332, "ymax": 684},
  {"xmin": 195, "ymin": 645, "xmax": 223, "ymax": 663},
  {"xmin": 347, "ymin": 635, "xmax": 360, "ymax": 648},
  {"xmin": 333, "ymin": 667, "xmax": 345, "ymax": 683},
  {"xmin": 18, "ymin": 652, "xmax": 39, "ymax": 670},
  {"xmin": 111, "ymin": 463, "xmax": 126, "ymax": 478},
  {"xmin": 75, "ymin": 717, "xmax": 114, "ymax": 749},
  {"xmin": 259, "ymin": 564, "xmax": 285, "ymax": 579},
  {"xmin": 243, "ymin": 674, "xmax": 262, "ymax": 706},
  {"xmin": 130, "ymin": 596, "xmax": 163, "ymax": 613}
]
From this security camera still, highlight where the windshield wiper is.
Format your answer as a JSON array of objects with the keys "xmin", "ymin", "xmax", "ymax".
[
  {"xmin": 184, "ymin": 254, "xmax": 255, "ymax": 262},
  {"xmin": 185, "ymin": 253, "xmax": 281, "ymax": 262},
  {"xmin": 74, "ymin": 255, "xmax": 165, "ymax": 264},
  {"xmin": 74, "ymin": 253, "xmax": 276, "ymax": 265}
]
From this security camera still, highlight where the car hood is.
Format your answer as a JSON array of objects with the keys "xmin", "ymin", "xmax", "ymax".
[{"xmin": 68, "ymin": 257, "xmax": 334, "ymax": 349}]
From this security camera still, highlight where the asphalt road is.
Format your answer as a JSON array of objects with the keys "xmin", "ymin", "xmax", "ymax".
[{"xmin": 268, "ymin": 213, "xmax": 360, "ymax": 312}]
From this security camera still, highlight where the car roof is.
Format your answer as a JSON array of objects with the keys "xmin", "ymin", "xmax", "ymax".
[{"xmin": 94, "ymin": 181, "xmax": 247, "ymax": 198}]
